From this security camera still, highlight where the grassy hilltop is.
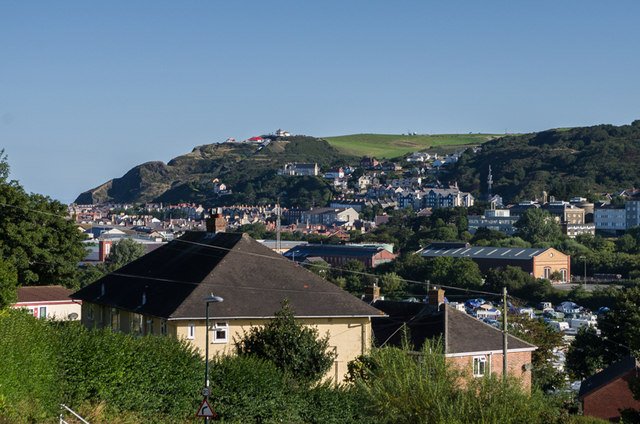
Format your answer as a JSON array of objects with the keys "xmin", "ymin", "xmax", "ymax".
[{"xmin": 323, "ymin": 133, "xmax": 500, "ymax": 158}]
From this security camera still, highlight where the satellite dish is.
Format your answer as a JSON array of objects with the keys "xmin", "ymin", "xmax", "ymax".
[{"xmin": 68, "ymin": 313, "xmax": 79, "ymax": 320}]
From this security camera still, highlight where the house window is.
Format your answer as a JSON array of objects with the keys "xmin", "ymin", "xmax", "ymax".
[
  {"xmin": 110, "ymin": 308, "xmax": 120, "ymax": 331},
  {"xmin": 130, "ymin": 313, "xmax": 143, "ymax": 336},
  {"xmin": 211, "ymin": 321, "xmax": 229, "ymax": 343},
  {"xmin": 39, "ymin": 306, "xmax": 47, "ymax": 319},
  {"xmin": 188, "ymin": 323, "xmax": 196, "ymax": 340},
  {"xmin": 160, "ymin": 320, "xmax": 168, "ymax": 336},
  {"xmin": 561, "ymin": 269, "xmax": 568, "ymax": 281},
  {"xmin": 87, "ymin": 304, "xmax": 94, "ymax": 321},
  {"xmin": 473, "ymin": 356, "xmax": 487, "ymax": 377},
  {"xmin": 544, "ymin": 267, "xmax": 551, "ymax": 279},
  {"xmin": 146, "ymin": 318, "xmax": 154, "ymax": 335}
]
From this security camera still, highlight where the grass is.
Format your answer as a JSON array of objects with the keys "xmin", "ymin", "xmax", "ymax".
[{"xmin": 322, "ymin": 133, "xmax": 501, "ymax": 159}]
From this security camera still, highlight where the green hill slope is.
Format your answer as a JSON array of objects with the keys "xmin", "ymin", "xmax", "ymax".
[
  {"xmin": 323, "ymin": 133, "xmax": 499, "ymax": 158},
  {"xmin": 75, "ymin": 136, "xmax": 355, "ymax": 206},
  {"xmin": 452, "ymin": 121, "xmax": 640, "ymax": 201}
]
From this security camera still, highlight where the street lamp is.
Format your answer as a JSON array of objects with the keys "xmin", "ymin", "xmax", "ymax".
[
  {"xmin": 579, "ymin": 256, "xmax": 587, "ymax": 290},
  {"xmin": 204, "ymin": 294, "xmax": 223, "ymax": 424}
]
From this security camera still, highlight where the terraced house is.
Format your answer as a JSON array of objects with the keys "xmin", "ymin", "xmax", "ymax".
[{"xmin": 72, "ymin": 231, "xmax": 383, "ymax": 381}]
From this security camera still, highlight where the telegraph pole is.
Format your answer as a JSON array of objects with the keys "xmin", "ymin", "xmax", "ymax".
[{"xmin": 502, "ymin": 286, "xmax": 508, "ymax": 380}]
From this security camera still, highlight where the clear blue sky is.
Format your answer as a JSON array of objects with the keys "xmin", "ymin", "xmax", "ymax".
[{"xmin": 2, "ymin": 1, "xmax": 639, "ymax": 204}]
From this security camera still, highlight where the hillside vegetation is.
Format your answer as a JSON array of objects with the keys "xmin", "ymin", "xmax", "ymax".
[
  {"xmin": 75, "ymin": 136, "xmax": 355, "ymax": 206},
  {"xmin": 453, "ymin": 121, "xmax": 640, "ymax": 201},
  {"xmin": 324, "ymin": 133, "xmax": 498, "ymax": 158}
]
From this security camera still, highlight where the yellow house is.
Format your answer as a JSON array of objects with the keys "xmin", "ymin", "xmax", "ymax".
[{"xmin": 72, "ymin": 231, "xmax": 383, "ymax": 382}]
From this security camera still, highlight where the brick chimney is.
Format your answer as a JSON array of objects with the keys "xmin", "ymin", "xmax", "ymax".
[
  {"xmin": 363, "ymin": 284, "xmax": 381, "ymax": 303},
  {"xmin": 206, "ymin": 208, "xmax": 227, "ymax": 233},
  {"xmin": 427, "ymin": 289, "xmax": 445, "ymax": 308}
]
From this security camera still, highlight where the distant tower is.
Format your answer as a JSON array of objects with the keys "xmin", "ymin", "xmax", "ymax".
[{"xmin": 487, "ymin": 165, "xmax": 493, "ymax": 196}]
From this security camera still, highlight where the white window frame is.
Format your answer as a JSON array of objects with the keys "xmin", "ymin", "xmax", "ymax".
[
  {"xmin": 211, "ymin": 321, "xmax": 229, "ymax": 343},
  {"xmin": 544, "ymin": 267, "xmax": 551, "ymax": 279},
  {"xmin": 160, "ymin": 320, "xmax": 168, "ymax": 336},
  {"xmin": 188, "ymin": 323, "xmax": 196, "ymax": 340},
  {"xmin": 473, "ymin": 356, "xmax": 487, "ymax": 377},
  {"xmin": 39, "ymin": 306, "xmax": 47, "ymax": 319}
]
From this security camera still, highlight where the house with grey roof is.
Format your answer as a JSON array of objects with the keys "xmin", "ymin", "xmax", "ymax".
[
  {"xmin": 371, "ymin": 290, "xmax": 536, "ymax": 388},
  {"xmin": 72, "ymin": 231, "xmax": 383, "ymax": 382}
]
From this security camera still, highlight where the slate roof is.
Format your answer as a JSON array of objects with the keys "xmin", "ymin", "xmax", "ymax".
[
  {"xmin": 72, "ymin": 232, "xmax": 383, "ymax": 320},
  {"xmin": 284, "ymin": 244, "xmax": 388, "ymax": 260},
  {"xmin": 579, "ymin": 356, "xmax": 639, "ymax": 399},
  {"xmin": 371, "ymin": 300, "xmax": 536, "ymax": 355},
  {"xmin": 16, "ymin": 286, "xmax": 74, "ymax": 303},
  {"xmin": 418, "ymin": 242, "xmax": 549, "ymax": 261}
]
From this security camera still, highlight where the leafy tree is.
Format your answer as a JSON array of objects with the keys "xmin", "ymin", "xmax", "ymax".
[
  {"xmin": 509, "ymin": 315, "xmax": 565, "ymax": 391},
  {"xmin": 424, "ymin": 257, "xmax": 483, "ymax": 289},
  {"xmin": 108, "ymin": 238, "xmax": 147, "ymax": 269},
  {"xmin": 565, "ymin": 327, "xmax": 607, "ymax": 380},
  {"xmin": 566, "ymin": 287, "xmax": 640, "ymax": 380},
  {"xmin": 515, "ymin": 209, "xmax": 563, "ymax": 244},
  {"xmin": 0, "ymin": 258, "xmax": 18, "ymax": 309},
  {"xmin": 234, "ymin": 300, "xmax": 336, "ymax": 383},
  {"xmin": 0, "ymin": 151, "xmax": 86, "ymax": 288},
  {"xmin": 378, "ymin": 272, "xmax": 407, "ymax": 300}
]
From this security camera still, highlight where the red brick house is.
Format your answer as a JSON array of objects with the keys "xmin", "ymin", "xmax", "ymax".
[
  {"xmin": 371, "ymin": 290, "xmax": 537, "ymax": 389},
  {"xmin": 579, "ymin": 356, "xmax": 640, "ymax": 422}
]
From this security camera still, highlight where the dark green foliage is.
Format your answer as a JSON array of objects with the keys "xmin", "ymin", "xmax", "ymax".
[
  {"xmin": 351, "ymin": 340, "xmax": 561, "ymax": 424},
  {"xmin": 107, "ymin": 238, "xmax": 147, "ymax": 269},
  {"xmin": 509, "ymin": 316, "xmax": 565, "ymax": 391},
  {"xmin": 566, "ymin": 287, "xmax": 640, "ymax": 381},
  {"xmin": 0, "ymin": 310, "xmax": 203, "ymax": 422},
  {"xmin": 0, "ymin": 151, "xmax": 86, "ymax": 288},
  {"xmin": 515, "ymin": 208, "xmax": 564, "ymax": 244},
  {"xmin": 0, "ymin": 309, "xmax": 60, "ymax": 422},
  {"xmin": 208, "ymin": 355, "xmax": 369, "ymax": 424},
  {"xmin": 0, "ymin": 259, "xmax": 18, "ymax": 309},
  {"xmin": 424, "ymin": 256, "xmax": 483, "ymax": 289},
  {"xmin": 452, "ymin": 122, "xmax": 640, "ymax": 201},
  {"xmin": 565, "ymin": 327, "xmax": 607, "ymax": 380},
  {"xmin": 234, "ymin": 300, "xmax": 336, "ymax": 383}
]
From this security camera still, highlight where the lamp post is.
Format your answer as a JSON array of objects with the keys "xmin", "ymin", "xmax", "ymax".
[
  {"xmin": 579, "ymin": 256, "xmax": 587, "ymax": 290},
  {"xmin": 204, "ymin": 295, "xmax": 223, "ymax": 424}
]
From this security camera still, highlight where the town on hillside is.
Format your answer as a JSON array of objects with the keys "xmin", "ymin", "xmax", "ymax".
[{"xmin": 5, "ymin": 129, "xmax": 640, "ymax": 423}]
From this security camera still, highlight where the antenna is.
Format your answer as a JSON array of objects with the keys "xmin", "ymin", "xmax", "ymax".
[{"xmin": 276, "ymin": 198, "xmax": 281, "ymax": 253}]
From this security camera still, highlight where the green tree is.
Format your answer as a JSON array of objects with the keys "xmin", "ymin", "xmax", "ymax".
[
  {"xmin": 565, "ymin": 327, "xmax": 607, "ymax": 380},
  {"xmin": 378, "ymin": 272, "xmax": 407, "ymax": 300},
  {"xmin": 566, "ymin": 287, "xmax": 640, "ymax": 380},
  {"xmin": 515, "ymin": 209, "xmax": 563, "ymax": 244},
  {"xmin": 0, "ymin": 151, "xmax": 86, "ymax": 288},
  {"xmin": 0, "ymin": 258, "xmax": 18, "ymax": 308},
  {"xmin": 107, "ymin": 238, "xmax": 146, "ymax": 270},
  {"xmin": 509, "ymin": 315, "xmax": 565, "ymax": 391},
  {"xmin": 234, "ymin": 300, "xmax": 336, "ymax": 383}
]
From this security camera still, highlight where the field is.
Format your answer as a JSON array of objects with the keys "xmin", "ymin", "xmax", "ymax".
[{"xmin": 322, "ymin": 133, "xmax": 502, "ymax": 159}]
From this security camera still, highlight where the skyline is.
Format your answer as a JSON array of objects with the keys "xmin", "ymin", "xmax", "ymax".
[{"xmin": 2, "ymin": 1, "xmax": 639, "ymax": 204}]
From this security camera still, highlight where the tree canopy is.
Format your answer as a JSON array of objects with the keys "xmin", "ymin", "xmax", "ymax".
[
  {"xmin": 234, "ymin": 300, "xmax": 336, "ymax": 383},
  {"xmin": 0, "ymin": 151, "xmax": 86, "ymax": 289}
]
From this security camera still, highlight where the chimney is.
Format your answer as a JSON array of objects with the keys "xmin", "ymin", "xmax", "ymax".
[
  {"xmin": 427, "ymin": 289, "xmax": 445, "ymax": 308},
  {"xmin": 363, "ymin": 284, "xmax": 381, "ymax": 303},
  {"xmin": 206, "ymin": 208, "xmax": 227, "ymax": 233}
]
